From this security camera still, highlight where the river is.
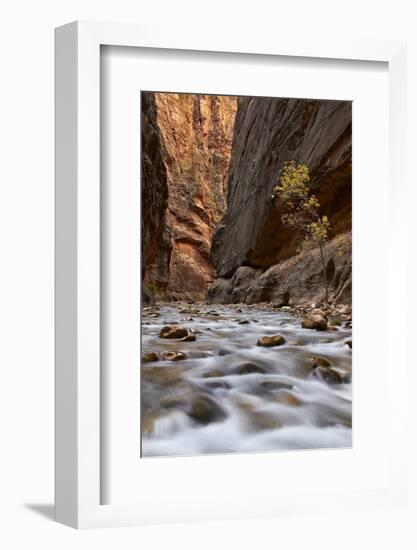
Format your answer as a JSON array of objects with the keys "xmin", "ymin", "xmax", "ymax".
[{"xmin": 141, "ymin": 303, "xmax": 352, "ymax": 457}]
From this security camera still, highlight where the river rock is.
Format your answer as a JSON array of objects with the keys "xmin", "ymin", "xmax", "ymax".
[
  {"xmin": 261, "ymin": 381, "xmax": 293, "ymax": 391},
  {"xmin": 235, "ymin": 362, "xmax": 266, "ymax": 375},
  {"xmin": 203, "ymin": 369, "xmax": 225, "ymax": 378},
  {"xmin": 307, "ymin": 356, "xmax": 332, "ymax": 369},
  {"xmin": 302, "ymin": 314, "xmax": 328, "ymax": 331},
  {"xmin": 179, "ymin": 333, "xmax": 196, "ymax": 342},
  {"xmin": 142, "ymin": 365, "xmax": 184, "ymax": 385},
  {"xmin": 312, "ymin": 366, "xmax": 343, "ymax": 385},
  {"xmin": 345, "ymin": 340, "xmax": 352, "ymax": 349},
  {"xmin": 189, "ymin": 394, "xmax": 227, "ymax": 425},
  {"xmin": 142, "ymin": 352, "xmax": 159, "ymax": 363},
  {"xmin": 310, "ymin": 308, "xmax": 328, "ymax": 319},
  {"xmin": 163, "ymin": 351, "xmax": 186, "ymax": 361},
  {"xmin": 159, "ymin": 325, "xmax": 188, "ymax": 339},
  {"xmin": 206, "ymin": 380, "xmax": 231, "ymax": 390},
  {"xmin": 275, "ymin": 391, "xmax": 302, "ymax": 406},
  {"xmin": 248, "ymin": 410, "xmax": 282, "ymax": 431},
  {"xmin": 160, "ymin": 395, "xmax": 189, "ymax": 410},
  {"xmin": 257, "ymin": 334, "xmax": 286, "ymax": 347}
]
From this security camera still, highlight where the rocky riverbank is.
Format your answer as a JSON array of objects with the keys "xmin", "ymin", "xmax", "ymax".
[{"xmin": 141, "ymin": 302, "xmax": 352, "ymax": 457}]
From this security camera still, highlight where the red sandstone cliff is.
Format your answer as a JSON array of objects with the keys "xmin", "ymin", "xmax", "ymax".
[{"xmin": 142, "ymin": 92, "xmax": 237, "ymax": 300}]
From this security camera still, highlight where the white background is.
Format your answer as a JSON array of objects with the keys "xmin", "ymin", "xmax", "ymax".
[{"xmin": 1, "ymin": 0, "xmax": 416, "ymax": 548}]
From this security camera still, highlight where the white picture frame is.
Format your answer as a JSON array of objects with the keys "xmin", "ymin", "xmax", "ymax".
[{"xmin": 55, "ymin": 20, "xmax": 407, "ymax": 529}]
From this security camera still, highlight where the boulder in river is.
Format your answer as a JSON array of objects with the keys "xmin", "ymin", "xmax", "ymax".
[
  {"xmin": 235, "ymin": 362, "xmax": 266, "ymax": 375},
  {"xmin": 162, "ymin": 351, "xmax": 186, "ymax": 361},
  {"xmin": 301, "ymin": 314, "xmax": 328, "ymax": 331},
  {"xmin": 189, "ymin": 394, "xmax": 227, "ymax": 424},
  {"xmin": 141, "ymin": 365, "xmax": 184, "ymax": 385},
  {"xmin": 179, "ymin": 333, "xmax": 196, "ymax": 342},
  {"xmin": 275, "ymin": 391, "xmax": 302, "ymax": 407},
  {"xmin": 261, "ymin": 380, "xmax": 294, "ymax": 391},
  {"xmin": 248, "ymin": 410, "xmax": 282, "ymax": 431},
  {"xmin": 310, "ymin": 308, "xmax": 328, "ymax": 319},
  {"xmin": 160, "ymin": 395, "xmax": 189, "ymax": 411},
  {"xmin": 206, "ymin": 380, "xmax": 231, "ymax": 390},
  {"xmin": 345, "ymin": 340, "xmax": 352, "ymax": 349},
  {"xmin": 257, "ymin": 334, "xmax": 286, "ymax": 347},
  {"xmin": 142, "ymin": 351, "xmax": 159, "ymax": 363},
  {"xmin": 159, "ymin": 325, "xmax": 188, "ymax": 339},
  {"xmin": 307, "ymin": 356, "xmax": 332, "ymax": 369},
  {"xmin": 203, "ymin": 369, "xmax": 225, "ymax": 378},
  {"xmin": 312, "ymin": 366, "xmax": 343, "ymax": 385}
]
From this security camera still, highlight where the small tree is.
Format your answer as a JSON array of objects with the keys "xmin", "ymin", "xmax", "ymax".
[{"xmin": 272, "ymin": 161, "xmax": 331, "ymax": 303}]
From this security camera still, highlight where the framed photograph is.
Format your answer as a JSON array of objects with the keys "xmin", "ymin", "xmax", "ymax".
[{"xmin": 55, "ymin": 21, "xmax": 407, "ymax": 528}]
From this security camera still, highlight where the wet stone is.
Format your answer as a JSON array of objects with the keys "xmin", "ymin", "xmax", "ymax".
[
  {"xmin": 160, "ymin": 396, "xmax": 189, "ymax": 410},
  {"xmin": 307, "ymin": 356, "xmax": 332, "ymax": 369},
  {"xmin": 162, "ymin": 351, "xmax": 186, "ymax": 361},
  {"xmin": 202, "ymin": 369, "xmax": 225, "ymax": 378},
  {"xmin": 257, "ymin": 334, "xmax": 286, "ymax": 347},
  {"xmin": 247, "ymin": 410, "xmax": 282, "ymax": 432},
  {"xmin": 206, "ymin": 380, "xmax": 231, "ymax": 390},
  {"xmin": 261, "ymin": 380, "xmax": 294, "ymax": 391},
  {"xmin": 312, "ymin": 366, "xmax": 344, "ymax": 385},
  {"xmin": 142, "ymin": 352, "xmax": 159, "ymax": 363},
  {"xmin": 179, "ymin": 333, "xmax": 196, "ymax": 342},
  {"xmin": 275, "ymin": 391, "xmax": 302, "ymax": 407},
  {"xmin": 141, "ymin": 365, "xmax": 185, "ymax": 386},
  {"xmin": 159, "ymin": 325, "xmax": 188, "ymax": 339},
  {"xmin": 235, "ymin": 362, "xmax": 266, "ymax": 375},
  {"xmin": 188, "ymin": 394, "xmax": 227, "ymax": 425},
  {"xmin": 302, "ymin": 314, "xmax": 328, "ymax": 331}
]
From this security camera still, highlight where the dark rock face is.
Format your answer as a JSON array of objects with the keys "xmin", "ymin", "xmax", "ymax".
[
  {"xmin": 209, "ymin": 233, "xmax": 352, "ymax": 305},
  {"xmin": 142, "ymin": 284, "xmax": 155, "ymax": 305},
  {"xmin": 209, "ymin": 97, "xmax": 352, "ymax": 305},
  {"xmin": 141, "ymin": 93, "xmax": 172, "ymax": 292},
  {"xmin": 207, "ymin": 266, "xmax": 259, "ymax": 304}
]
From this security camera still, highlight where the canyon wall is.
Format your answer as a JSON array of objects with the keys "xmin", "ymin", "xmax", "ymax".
[
  {"xmin": 208, "ymin": 97, "xmax": 352, "ymax": 305},
  {"xmin": 141, "ymin": 93, "xmax": 171, "ymax": 303},
  {"xmin": 141, "ymin": 92, "xmax": 237, "ymax": 301}
]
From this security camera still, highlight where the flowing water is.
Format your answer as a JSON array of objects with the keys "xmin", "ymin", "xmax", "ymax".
[{"xmin": 141, "ymin": 304, "xmax": 352, "ymax": 457}]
